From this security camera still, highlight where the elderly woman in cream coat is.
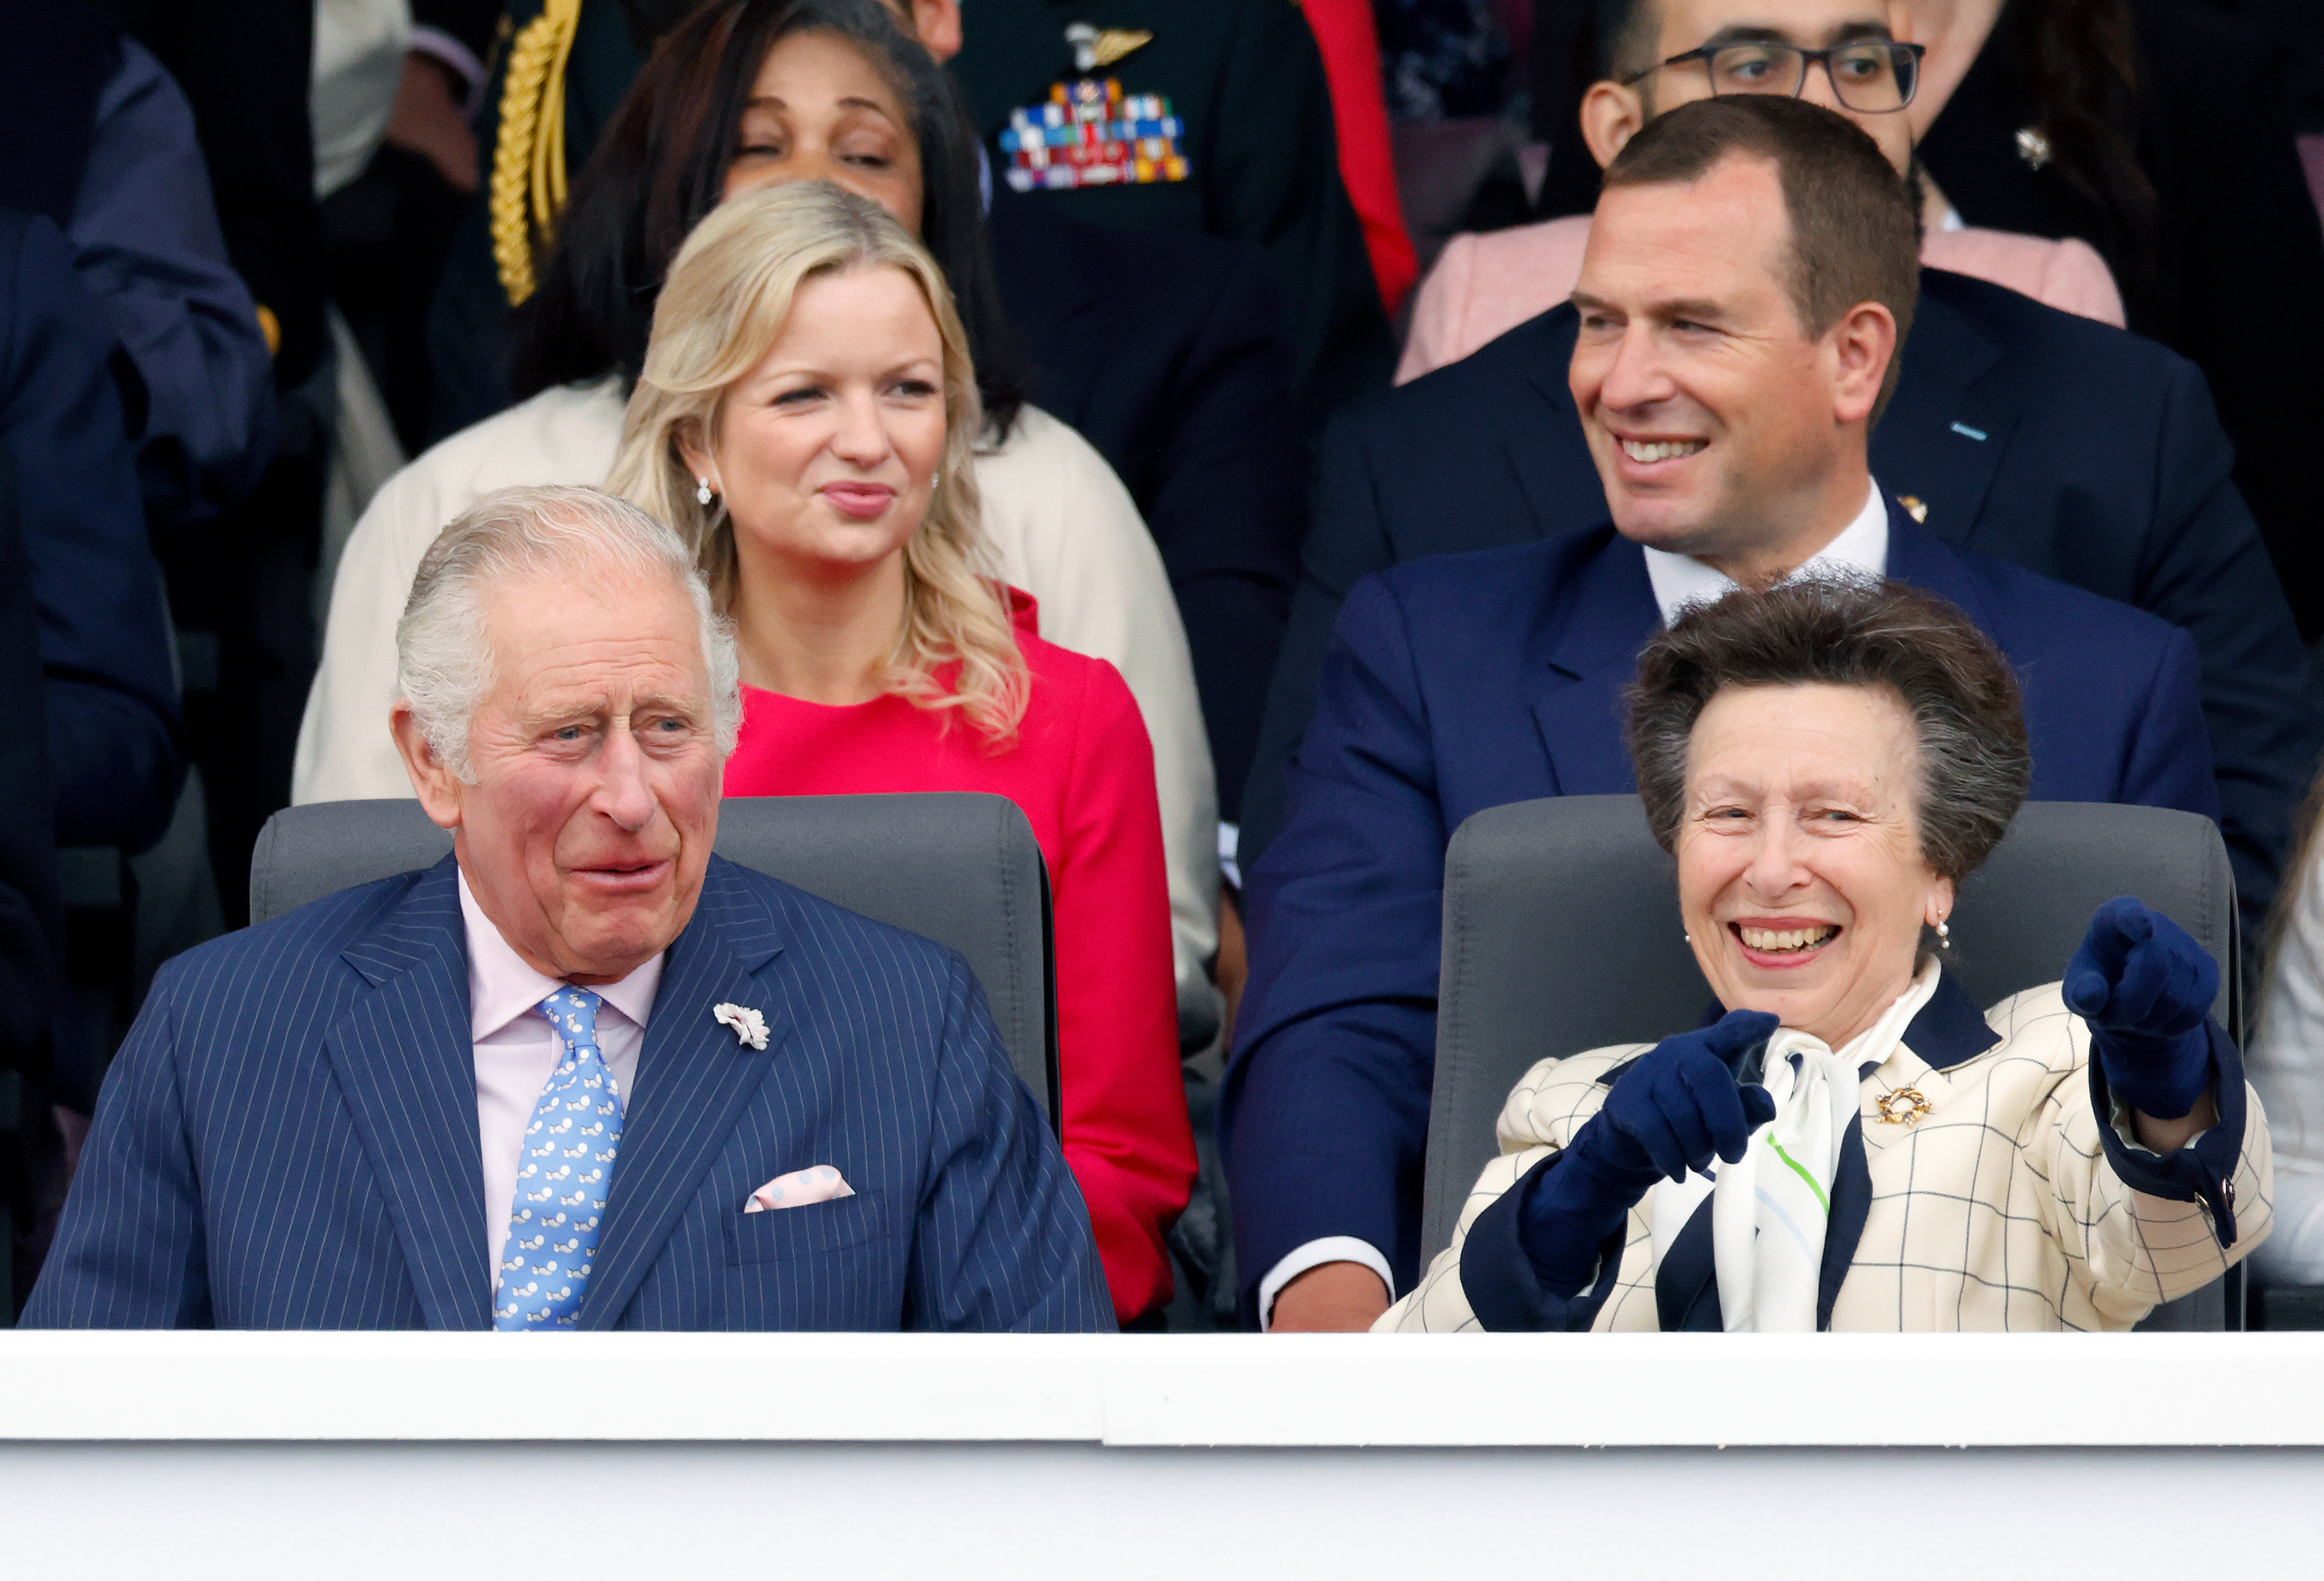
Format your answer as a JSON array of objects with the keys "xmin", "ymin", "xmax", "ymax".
[
  {"xmin": 293, "ymin": 0, "xmax": 1218, "ymax": 1001},
  {"xmin": 1387, "ymin": 580, "xmax": 2268, "ymax": 1333}
]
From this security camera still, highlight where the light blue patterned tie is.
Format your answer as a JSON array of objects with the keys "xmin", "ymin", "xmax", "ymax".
[{"xmin": 495, "ymin": 986, "xmax": 624, "ymax": 1331}]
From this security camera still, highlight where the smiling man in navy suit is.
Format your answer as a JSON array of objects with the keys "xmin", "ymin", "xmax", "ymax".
[
  {"xmin": 1224, "ymin": 96, "xmax": 2228, "ymax": 1333},
  {"xmin": 27, "ymin": 483, "xmax": 1111, "ymax": 1332}
]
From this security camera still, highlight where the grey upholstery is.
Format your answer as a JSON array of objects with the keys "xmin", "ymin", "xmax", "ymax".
[
  {"xmin": 1426, "ymin": 797, "xmax": 2241, "ymax": 1331},
  {"xmin": 250, "ymin": 794, "xmax": 1058, "ymax": 1123}
]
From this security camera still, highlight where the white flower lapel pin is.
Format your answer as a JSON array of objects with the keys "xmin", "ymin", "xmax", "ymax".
[{"xmin": 712, "ymin": 1002, "xmax": 769, "ymax": 1050}]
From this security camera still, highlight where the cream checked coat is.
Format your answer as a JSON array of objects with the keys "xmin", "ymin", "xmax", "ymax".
[{"xmin": 1383, "ymin": 972, "xmax": 2270, "ymax": 1332}]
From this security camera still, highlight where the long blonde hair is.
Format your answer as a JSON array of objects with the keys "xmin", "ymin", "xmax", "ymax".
[{"xmin": 607, "ymin": 181, "xmax": 1028, "ymax": 745}]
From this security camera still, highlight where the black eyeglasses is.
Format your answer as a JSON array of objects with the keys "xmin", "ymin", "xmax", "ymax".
[{"xmin": 1623, "ymin": 40, "xmax": 1926, "ymax": 113}]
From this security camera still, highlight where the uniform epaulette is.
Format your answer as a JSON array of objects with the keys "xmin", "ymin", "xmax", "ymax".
[{"xmin": 490, "ymin": 0, "xmax": 584, "ymax": 305}]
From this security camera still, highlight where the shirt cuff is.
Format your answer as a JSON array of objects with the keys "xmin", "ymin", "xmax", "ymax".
[
  {"xmin": 1257, "ymin": 1236, "xmax": 1392, "ymax": 1331},
  {"xmin": 1218, "ymin": 821, "xmax": 1241, "ymax": 893},
  {"xmin": 409, "ymin": 28, "xmax": 486, "ymax": 114}
]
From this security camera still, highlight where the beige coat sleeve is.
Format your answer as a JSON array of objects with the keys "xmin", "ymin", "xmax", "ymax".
[
  {"xmin": 2016, "ymin": 1000, "xmax": 2273, "ymax": 1327},
  {"xmin": 975, "ymin": 406, "xmax": 1220, "ymax": 1009},
  {"xmin": 1379, "ymin": 1046, "xmax": 1647, "ymax": 1332}
]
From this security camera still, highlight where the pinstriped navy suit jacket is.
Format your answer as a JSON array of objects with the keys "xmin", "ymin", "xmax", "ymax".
[{"xmin": 24, "ymin": 853, "xmax": 1113, "ymax": 1332}]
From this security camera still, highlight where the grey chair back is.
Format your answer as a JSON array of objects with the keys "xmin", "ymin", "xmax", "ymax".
[
  {"xmin": 1427, "ymin": 796, "xmax": 2240, "ymax": 1330},
  {"xmin": 250, "ymin": 793, "xmax": 1058, "ymax": 1125}
]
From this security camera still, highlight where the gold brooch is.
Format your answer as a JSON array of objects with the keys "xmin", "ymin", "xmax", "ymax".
[{"xmin": 1875, "ymin": 1087, "xmax": 1933, "ymax": 1126}]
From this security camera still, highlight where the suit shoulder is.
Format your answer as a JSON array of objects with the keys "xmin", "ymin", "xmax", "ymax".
[
  {"xmin": 157, "ymin": 868, "xmax": 435, "ymax": 990},
  {"xmin": 1956, "ymin": 544, "xmax": 2185, "ymax": 653},
  {"xmin": 1920, "ymin": 268, "xmax": 2194, "ymax": 384},
  {"xmin": 1365, "ymin": 531, "xmax": 1610, "ymax": 615}
]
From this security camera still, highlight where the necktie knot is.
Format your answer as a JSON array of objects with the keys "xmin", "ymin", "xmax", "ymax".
[{"xmin": 539, "ymin": 985, "xmax": 603, "ymax": 1051}]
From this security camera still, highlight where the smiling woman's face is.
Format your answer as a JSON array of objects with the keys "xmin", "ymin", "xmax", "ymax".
[
  {"xmin": 1675, "ymin": 680, "xmax": 1953, "ymax": 1049},
  {"xmin": 686, "ymin": 263, "xmax": 946, "ymax": 588},
  {"xmin": 722, "ymin": 28, "xmax": 923, "ymax": 233}
]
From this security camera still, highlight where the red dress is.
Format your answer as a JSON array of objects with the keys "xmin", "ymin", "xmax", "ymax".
[{"xmin": 720, "ymin": 592, "xmax": 1195, "ymax": 1322}]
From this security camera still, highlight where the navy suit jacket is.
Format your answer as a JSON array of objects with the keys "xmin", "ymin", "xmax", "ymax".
[
  {"xmin": 25, "ymin": 854, "xmax": 1114, "ymax": 1331},
  {"xmin": 1242, "ymin": 270, "xmax": 2321, "ymax": 946},
  {"xmin": 1221, "ymin": 505, "xmax": 2217, "ymax": 1317}
]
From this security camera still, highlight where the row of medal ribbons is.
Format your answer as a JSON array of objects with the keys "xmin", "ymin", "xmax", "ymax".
[{"xmin": 1002, "ymin": 78, "xmax": 1190, "ymax": 190}]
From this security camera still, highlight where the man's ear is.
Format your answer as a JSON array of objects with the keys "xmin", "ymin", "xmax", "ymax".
[
  {"xmin": 907, "ymin": 0, "xmax": 962, "ymax": 61},
  {"xmin": 391, "ymin": 699, "xmax": 467, "ymax": 832},
  {"xmin": 1826, "ymin": 300, "xmax": 1899, "ymax": 428},
  {"xmin": 1578, "ymin": 81, "xmax": 1648, "ymax": 169}
]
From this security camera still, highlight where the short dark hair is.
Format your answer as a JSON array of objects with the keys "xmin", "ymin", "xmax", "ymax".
[
  {"xmin": 1591, "ymin": 0, "xmax": 1661, "ymax": 83},
  {"xmin": 1602, "ymin": 95, "xmax": 1920, "ymax": 418},
  {"xmin": 1625, "ymin": 575, "xmax": 2031, "ymax": 881},
  {"xmin": 511, "ymin": 0, "xmax": 1027, "ymax": 437}
]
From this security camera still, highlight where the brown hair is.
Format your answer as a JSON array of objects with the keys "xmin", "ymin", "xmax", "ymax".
[
  {"xmin": 1625, "ymin": 575, "xmax": 2031, "ymax": 881},
  {"xmin": 1602, "ymin": 95, "xmax": 1920, "ymax": 418}
]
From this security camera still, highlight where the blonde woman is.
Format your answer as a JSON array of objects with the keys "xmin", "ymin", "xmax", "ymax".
[
  {"xmin": 292, "ymin": 0, "xmax": 1219, "ymax": 1014},
  {"xmin": 608, "ymin": 181, "xmax": 1193, "ymax": 1324}
]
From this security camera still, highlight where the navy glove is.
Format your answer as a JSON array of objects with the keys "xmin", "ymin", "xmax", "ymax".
[
  {"xmin": 1518, "ymin": 1010, "xmax": 1779, "ymax": 1294},
  {"xmin": 2062, "ymin": 895, "xmax": 2217, "ymax": 1122}
]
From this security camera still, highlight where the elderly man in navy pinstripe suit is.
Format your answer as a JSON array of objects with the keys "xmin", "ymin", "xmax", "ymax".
[{"xmin": 26, "ymin": 485, "xmax": 1112, "ymax": 1331}]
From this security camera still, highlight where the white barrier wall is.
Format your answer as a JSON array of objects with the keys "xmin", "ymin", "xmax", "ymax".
[{"xmin": 5, "ymin": 1332, "xmax": 2322, "ymax": 1578}]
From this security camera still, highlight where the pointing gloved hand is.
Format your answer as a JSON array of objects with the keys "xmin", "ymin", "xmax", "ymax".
[
  {"xmin": 2062, "ymin": 895, "xmax": 2218, "ymax": 1121},
  {"xmin": 1518, "ymin": 1009, "xmax": 1779, "ymax": 1295}
]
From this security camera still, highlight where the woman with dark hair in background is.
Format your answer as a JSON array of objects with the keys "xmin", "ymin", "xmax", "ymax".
[
  {"xmin": 1900, "ymin": 0, "xmax": 2324, "ymax": 641},
  {"xmin": 294, "ymin": 0, "xmax": 1223, "ymax": 1012}
]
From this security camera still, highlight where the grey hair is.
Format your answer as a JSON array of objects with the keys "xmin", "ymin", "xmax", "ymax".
[
  {"xmin": 395, "ymin": 484, "xmax": 742, "ymax": 781},
  {"xmin": 1624, "ymin": 572, "xmax": 2031, "ymax": 881}
]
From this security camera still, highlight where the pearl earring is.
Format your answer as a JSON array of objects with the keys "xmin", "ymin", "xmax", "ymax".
[
  {"xmin": 1936, "ymin": 918, "xmax": 1951, "ymax": 950},
  {"xmin": 695, "ymin": 477, "xmax": 714, "ymax": 507}
]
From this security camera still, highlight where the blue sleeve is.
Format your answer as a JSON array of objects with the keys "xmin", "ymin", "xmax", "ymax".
[
  {"xmin": 2, "ymin": 212, "xmax": 182, "ymax": 851},
  {"xmin": 69, "ymin": 38, "xmax": 275, "ymax": 526},
  {"xmin": 2121, "ymin": 624, "xmax": 2222, "ymax": 821},
  {"xmin": 1223, "ymin": 573, "xmax": 1447, "ymax": 1314},
  {"xmin": 905, "ymin": 954, "xmax": 1116, "ymax": 1333},
  {"xmin": 22, "ymin": 961, "xmax": 212, "ymax": 1327},
  {"xmin": 1458, "ymin": 1156, "xmax": 1626, "ymax": 1332}
]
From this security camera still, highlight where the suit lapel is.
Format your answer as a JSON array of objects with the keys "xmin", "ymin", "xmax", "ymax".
[
  {"xmin": 1526, "ymin": 528, "xmax": 1661, "ymax": 795},
  {"xmin": 1883, "ymin": 508, "xmax": 1997, "ymax": 633},
  {"xmin": 1874, "ymin": 274, "xmax": 2019, "ymax": 544},
  {"xmin": 325, "ymin": 856, "xmax": 493, "ymax": 1332},
  {"xmin": 577, "ymin": 859, "xmax": 789, "ymax": 1330}
]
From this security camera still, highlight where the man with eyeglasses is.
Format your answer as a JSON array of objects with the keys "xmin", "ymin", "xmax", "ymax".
[
  {"xmin": 1395, "ymin": 2, "xmax": 2120, "ymax": 374},
  {"xmin": 1227, "ymin": 3, "xmax": 2321, "ymax": 1332}
]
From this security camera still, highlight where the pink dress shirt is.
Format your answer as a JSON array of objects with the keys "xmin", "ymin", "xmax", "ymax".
[
  {"xmin": 459, "ymin": 871, "xmax": 663, "ymax": 1279},
  {"xmin": 1395, "ymin": 212, "xmax": 2126, "ymax": 384}
]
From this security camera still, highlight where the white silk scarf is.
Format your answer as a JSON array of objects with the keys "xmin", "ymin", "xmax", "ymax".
[{"xmin": 1649, "ymin": 957, "xmax": 1941, "ymax": 1331}]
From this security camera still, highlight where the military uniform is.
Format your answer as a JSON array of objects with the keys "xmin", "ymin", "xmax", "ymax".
[{"xmin": 952, "ymin": 0, "xmax": 1394, "ymax": 436}]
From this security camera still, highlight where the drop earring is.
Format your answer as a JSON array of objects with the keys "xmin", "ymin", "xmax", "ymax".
[
  {"xmin": 695, "ymin": 477, "xmax": 715, "ymax": 507},
  {"xmin": 1936, "ymin": 918, "xmax": 1951, "ymax": 950}
]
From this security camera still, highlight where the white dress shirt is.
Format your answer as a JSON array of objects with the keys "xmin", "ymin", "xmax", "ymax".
[
  {"xmin": 459, "ymin": 873, "xmax": 663, "ymax": 1282},
  {"xmin": 1639, "ymin": 478, "xmax": 1889, "ymax": 624},
  {"xmin": 1255, "ymin": 479, "xmax": 1893, "ymax": 1328}
]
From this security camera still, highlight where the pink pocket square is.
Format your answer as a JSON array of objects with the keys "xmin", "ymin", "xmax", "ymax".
[{"xmin": 744, "ymin": 1165, "xmax": 855, "ymax": 1213}]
